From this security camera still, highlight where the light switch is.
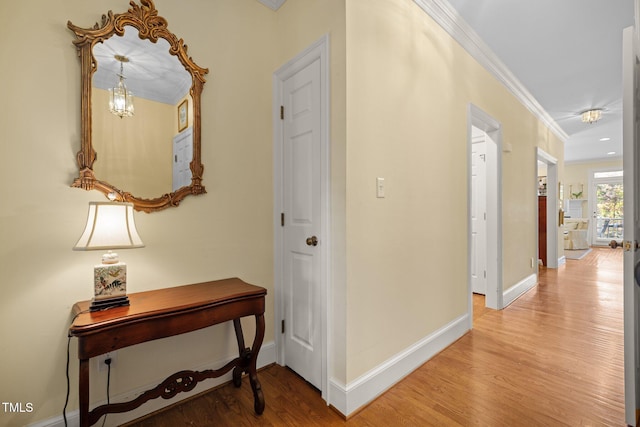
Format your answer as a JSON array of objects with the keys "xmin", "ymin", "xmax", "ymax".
[{"xmin": 376, "ymin": 177, "xmax": 385, "ymax": 198}]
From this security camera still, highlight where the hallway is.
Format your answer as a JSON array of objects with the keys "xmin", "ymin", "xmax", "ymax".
[
  {"xmin": 126, "ymin": 248, "xmax": 624, "ymax": 426},
  {"xmin": 351, "ymin": 247, "xmax": 625, "ymax": 425}
]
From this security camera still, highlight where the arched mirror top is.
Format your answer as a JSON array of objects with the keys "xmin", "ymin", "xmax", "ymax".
[{"xmin": 68, "ymin": 0, "xmax": 208, "ymax": 212}]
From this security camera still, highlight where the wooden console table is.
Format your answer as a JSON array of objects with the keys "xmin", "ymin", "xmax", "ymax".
[{"xmin": 69, "ymin": 278, "xmax": 267, "ymax": 427}]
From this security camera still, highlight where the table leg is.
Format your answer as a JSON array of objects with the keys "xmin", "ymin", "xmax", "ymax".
[
  {"xmin": 231, "ymin": 315, "xmax": 265, "ymax": 414},
  {"xmin": 232, "ymin": 318, "xmax": 246, "ymax": 387},
  {"xmin": 79, "ymin": 358, "xmax": 89, "ymax": 427},
  {"xmin": 249, "ymin": 313, "xmax": 265, "ymax": 414}
]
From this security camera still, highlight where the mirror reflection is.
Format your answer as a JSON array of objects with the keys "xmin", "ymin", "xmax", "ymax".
[
  {"xmin": 91, "ymin": 26, "xmax": 193, "ymax": 199},
  {"xmin": 68, "ymin": 0, "xmax": 208, "ymax": 212}
]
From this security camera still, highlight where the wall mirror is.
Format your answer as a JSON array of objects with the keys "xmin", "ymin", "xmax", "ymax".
[{"xmin": 68, "ymin": 0, "xmax": 208, "ymax": 212}]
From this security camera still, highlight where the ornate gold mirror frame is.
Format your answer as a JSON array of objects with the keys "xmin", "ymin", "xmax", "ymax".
[{"xmin": 68, "ymin": 0, "xmax": 208, "ymax": 212}]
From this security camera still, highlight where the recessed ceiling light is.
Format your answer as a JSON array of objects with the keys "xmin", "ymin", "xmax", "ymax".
[
  {"xmin": 600, "ymin": 137, "xmax": 611, "ymax": 141},
  {"xmin": 607, "ymin": 151, "xmax": 616, "ymax": 155}
]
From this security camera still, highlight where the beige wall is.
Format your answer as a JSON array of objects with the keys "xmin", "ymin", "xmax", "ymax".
[
  {"xmin": 565, "ymin": 159, "xmax": 623, "ymax": 186},
  {"xmin": 344, "ymin": 0, "xmax": 564, "ymax": 381},
  {"xmin": 93, "ymin": 88, "xmax": 174, "ymax": 197},
  {"xmin": 0, "ymin": 0, "xmax": 277, "ymax": 424}
]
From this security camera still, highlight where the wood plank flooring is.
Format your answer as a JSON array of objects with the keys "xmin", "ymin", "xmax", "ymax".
[{"xmin": 124, "ymin": 247, "xmax": 624, "ymax": 426}]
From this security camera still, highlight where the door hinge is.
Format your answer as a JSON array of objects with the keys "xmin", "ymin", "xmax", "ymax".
[
  {"xmin": 281, "ymin": 319, "xmax": 285, "ymax": 334},
  {"xmin": 281, "ymin": 212, "xmax": 285, "ymax": 227},
  {"xmin": 280, "ymin": 105, "xmax": 284, "ymax": 120},
  {"xmin": 484, "ymin": 270, "xmax": 487, "ymax": 279}
]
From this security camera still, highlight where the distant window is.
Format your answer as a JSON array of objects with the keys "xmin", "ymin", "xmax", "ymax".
[{"xmin": 594, "ymin": 170, "xmax": 623, "ymax": 179}]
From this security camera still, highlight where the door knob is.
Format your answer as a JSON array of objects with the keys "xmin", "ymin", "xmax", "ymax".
[{"xmin": 306, "ymin": 236, "xmax": 318, "ymax": 246}]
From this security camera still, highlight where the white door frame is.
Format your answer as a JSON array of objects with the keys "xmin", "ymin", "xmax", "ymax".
[
  {"xmin": 622, "ymin": 24, "xmax": 639, "ymax": 426},
  {"xmin": 467, "ymin": 104, "xmax": 503, "ymax": 317},
  {"xmin": 537, "ymin": 148, "xmax": 559, "ymax": 268},
  {"xmin": 273, "ymin": 34, "xmax": 330, "ymax": 401}
]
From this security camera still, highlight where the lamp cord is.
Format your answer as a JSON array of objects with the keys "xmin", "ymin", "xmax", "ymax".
[
  {"xmin": 63, "ymin": 309, "xmax": 90, "ymax": 427},
  {"xmin": 63, "ymin": 335, "xmax": 71, "ymax": 427},
  {"xmin": 100, "ymin": 359, "xmax": 111, "ymax": 427}
]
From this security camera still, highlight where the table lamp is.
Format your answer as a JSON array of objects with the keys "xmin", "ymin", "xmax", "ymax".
[{"xmin": 73, "ymin": 201, "xmax": 144, "ymax": 311}]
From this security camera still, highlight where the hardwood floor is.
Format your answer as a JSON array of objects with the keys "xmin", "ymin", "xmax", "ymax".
[{"xmin": 124, "ymin": 247, "xmax": 624, "ymax": 426}]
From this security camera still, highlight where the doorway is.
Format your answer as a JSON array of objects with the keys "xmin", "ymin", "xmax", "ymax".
[
  {"xmin": 537, "ymin": 160, "xmax": 548, "ymax": 266},
  {"xmin": 471, "ymin": 129, "xmax": 487, "ymax": 295},
  {"xmin": 536, "ymin": 149, "xmax": 559, "ymax": 268},
  {"xmin": 588, "ymin": 169, "xmax": 624, "ymax": 246},
  {"xmin": 273, "ymin": 35, "xmax": 330, "ymax": 400},
  {"xmin": 467, "ymin": 104, "xmax": 503, "ymax": 315}
]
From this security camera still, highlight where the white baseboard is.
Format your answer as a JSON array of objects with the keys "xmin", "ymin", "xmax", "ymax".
[
  {"xmin": 42, "ymin": 312, "xmax": 473, "ymax": 424},
  {"xmin": 503, "ymin": 273, "xmax": 537, "ymax": 308},
  {"xmin": 558, "ymin": 256, "xmax": 566, "ymax": 266},
  {"xmin": 29, "ymin": 342, "xmax": 276, "ymax": 427},
  {"xmin": 328, "ymin": 313, "xmax": 469, "ymax": 417}
]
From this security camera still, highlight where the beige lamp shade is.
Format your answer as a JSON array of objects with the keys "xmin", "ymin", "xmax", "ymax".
[{"xmin": 73, "ymin": 202, "xmax": 144, "ymax": 251}]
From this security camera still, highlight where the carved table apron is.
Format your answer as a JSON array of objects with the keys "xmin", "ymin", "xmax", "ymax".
[{"xmin": 69, "ymin": 278, "xmax": 266, "ymax": 427}]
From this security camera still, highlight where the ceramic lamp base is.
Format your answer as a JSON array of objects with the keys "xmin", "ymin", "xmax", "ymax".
[{"xmin": 92, "ymin": 261, "xmax": 128, "ymax": 311}]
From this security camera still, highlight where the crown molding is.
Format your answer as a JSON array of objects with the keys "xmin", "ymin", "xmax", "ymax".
[
  {"xmin": 256, "ymin": 0, "xmax": 286, "ymax": 11},
  {"xmin": 413, "ymin": 0, "xmax": 568, "ymax": 142}
]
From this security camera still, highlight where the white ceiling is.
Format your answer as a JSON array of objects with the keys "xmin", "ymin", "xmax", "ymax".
[
  {"xmin": 93, "ymin": 27, "xmax": 191, "ymax": 106},
  {"xmin": 445, "ymin": 0, "xmax": 634, "ymax": 163}
]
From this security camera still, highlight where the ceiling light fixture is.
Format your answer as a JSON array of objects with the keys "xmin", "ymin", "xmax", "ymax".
[
  {"xmin": 581, "ymin": 109, "xmax": 602, "ymax": 124},
  {"xmin": 600, "ymin": 137, "xmax": 611, "ymax": 141},
  {"xmin": 109, "ymin": 55, "xmax": 134, "ymax": 118}
]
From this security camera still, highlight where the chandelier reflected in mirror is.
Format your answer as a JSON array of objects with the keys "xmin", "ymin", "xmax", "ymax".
[{"xmin": 109, "ymin": 55, "xmax": 134, "ymax": 118}]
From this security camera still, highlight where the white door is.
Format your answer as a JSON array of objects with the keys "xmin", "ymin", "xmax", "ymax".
[
  {"xmin": 282, "ymin": 57, "xmax": 322, "ymax": 389},
  {"xmin": 622, "ymin": 25, "xmax": 640, "ymax": 426},
  {"xmin": 471, "ymin": 135, "xmax": 487, "ymax": 295},
  {"xmin": 172, "ymin": 126, "xmax": 193, "ymax": 192}
]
